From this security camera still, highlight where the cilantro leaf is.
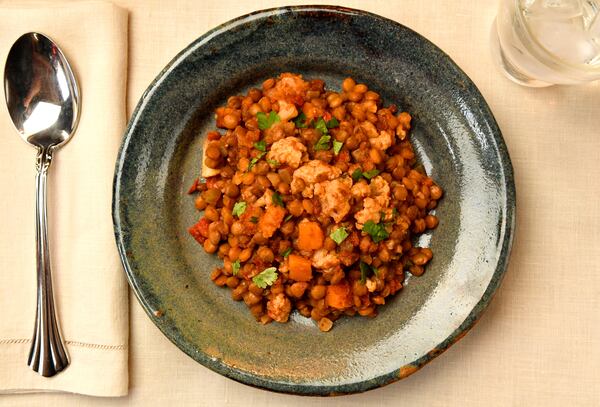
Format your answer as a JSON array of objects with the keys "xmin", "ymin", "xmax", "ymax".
[
  {"xmin": 294, "ymin": 112, "xmax": 307, "ymax": 128},
  {"xmin": 359, "ymin": 262, "xmax": 370, "ymax": 284},
  {"xmin": 257, "ymin": 111, "xmax": 280, "ymax": 130},
  {"xmin": 359, "ymin": 261, "xmax": 378, "ymax": 284},
  {"xmin": 266, "ymin": 159, "xmax": 279, "ymax": 167},
  {"xmin": 252, "ymin": 267, "xmax": 278, "ymax": 288},
  {"xmin": 284, "ymin": 214, "xmax": 293, "ymax": 222},
  {"xmin": 363, "ymin": 169, "xmax": 380, "ymax": 180},
  {"xmin": 351, "ymin": 168, "xmax": 380, "ymax": 181},
  {"xmin": 254, "ymin": 140, "xmax": 266, "ymax": 152},
  {"xmin": 314, "ymin": 117, "xmax": 329, "ymax": 135},
  {"xmin": 281, "ymin": 247, "xmax": 292, "ymax": 258},
  {"xmin": 232, "ymin": 260, "xmax": 241, "ymax": 276},
  {"xmin": 326, "ymin": 117, "xmax": 339, "ymax": 129},
  {"xmin": 314, "ymin": 135, "xmax": 331, "ymax": 151},
  {"xmin": 392, "ymin": 207, "xmax": 399, "ymax": 218},
  {"xmin": 330, "ymin": 227, "xmax": 349, "ymax": 245},
  {"xmin": 249, "ymin": 216, "xmax": 259, "ymax": 224},
  {"xmin": 248, "ymin": 152, "xmax": 266, "ymax": 170},
  {"xmin": 232, "ymin": 201, "xmax": 247, "ymax": 217},
  {"xmin": 333, "ymin": 140, "xmax": 343, "ymax": 155},
  {"xmin": 363, "ymin": 220, "xmax": 389, "ymax": 243},
  {"xmin": 272, "ymin": 191, "xmax": 284, "ymax": 207}
]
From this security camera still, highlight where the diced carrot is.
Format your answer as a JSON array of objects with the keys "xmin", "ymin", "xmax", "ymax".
[
  {"xmin": 188, "ymin": 217, "xmax": 210, "ymax": 244},
  {"xmin": 297, "ymin": 221, "xmax": 324, "ymax": 250},
  {"xmin": 258, "ymin": 205, "xmax": 286, "ymax": 238},
  {"xmin": 288, "ymin": 254, "xmax": 312, "ymax": 282},
  {"xmin": 326, "ymin": 282, "xmax": 352, "ymax": 310}
]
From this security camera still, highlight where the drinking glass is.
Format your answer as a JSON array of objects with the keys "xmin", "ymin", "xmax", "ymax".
[{"xmin": 491, "ymin": 0, "xmax": 600, "ymax": 86}]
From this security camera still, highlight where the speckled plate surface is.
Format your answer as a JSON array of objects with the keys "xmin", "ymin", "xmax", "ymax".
[{"xmin": 113, "ymin": 5, "xmax": 515, "ymax": 396}]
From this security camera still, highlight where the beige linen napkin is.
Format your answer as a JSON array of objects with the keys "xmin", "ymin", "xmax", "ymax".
[{"xmin": 0, "ymin": 1, "xmax": 129, "ymax": 397}]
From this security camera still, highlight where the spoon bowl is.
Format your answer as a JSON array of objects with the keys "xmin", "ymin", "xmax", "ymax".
[
  {"xmin": 4, "ymin": 32, "xmax": 79, "ymax": 149},
  {"xmin": 3, "ymin": 32, "xmax": 80, "ymax": 377}
]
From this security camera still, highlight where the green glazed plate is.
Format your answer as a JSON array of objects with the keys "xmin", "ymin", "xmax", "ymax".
[{"xmin": 113, "ymin": 5, "xmax": 515, "ymax": 396}]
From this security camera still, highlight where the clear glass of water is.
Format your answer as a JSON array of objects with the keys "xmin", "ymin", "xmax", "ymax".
[{"xmin": 491, "ymin": 0, "xmax": 600, "ymax": 86}]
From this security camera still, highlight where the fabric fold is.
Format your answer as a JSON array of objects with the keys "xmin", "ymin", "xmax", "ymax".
[{"xmin": 0, "ymin": 0, "xmax": 129, "ymax": 397}]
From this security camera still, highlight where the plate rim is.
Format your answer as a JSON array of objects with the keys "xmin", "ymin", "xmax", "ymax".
[{"xmin": 113, "ymin": 4, "xmax": 516, "ymax": 396}]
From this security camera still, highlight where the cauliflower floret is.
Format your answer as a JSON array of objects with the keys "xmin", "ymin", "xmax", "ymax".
[
  {"xmin": 312, "ymin": 249, "xmax": 341, "ymax": 270},
  {"xmin": 253, "ymin": 189, "xmax": 273, "ymax": 207},
  {"xmin": 369, "ymin": 176, "xmax": 390, "ymax": 207},
  {"xmin": 266, "ymin": 137, "xmax": 306, "ymax": 169},
  {"xmin": 351, "ymin": 180, "xmax": 369, "ymax": 199},
  {"xmin": 291, "ymin": 160, "xmax": 342, "ymax": 197},
  {"xmin": 359, "ymin": 121, "xmax": 393, "ymax": 151},
  {"xmin": 277, "ymin": 100, "xmax": 298, "ymax": 121},
  {"xmin": 314, "ymin": 177, "xmax": 352, "ymax": 223},
  {"xmin": 264, "ymin": 73, "xmax": 309, "ymax": 105},
  {"xmin": 354, "ymin": 176, "xmax": 391, "ymax": 228},
  {"xmin": 354, "ymin": 197, "xmax": 383, "ymax": 226},
  {"xmin": 369, "ymin": 130, "xmax": 393, "ymax": 150},
  {"xmin": 267, "ymin": 293, "xmax": 292, "ymax": 323}
]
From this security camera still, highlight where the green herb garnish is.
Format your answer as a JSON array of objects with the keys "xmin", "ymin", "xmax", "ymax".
[
  {"xmin": 293, "ymin": 112, "xmax": 307, "ymax": 128},
  {"xmin": 326, "ymin": 117, "xmax": 339, "ymax": 129},
  {"xmin": 254, "ymin": 140, "xmax": 266, "ymax": 152},
  {"xmin": 314, "ymin": 135, "xmax": 331, "ymax": 151},
  {"xmin": 351, "ymin": 168, "xmax": 380, "ymax": 181},
  {"xmin": 232, "ymin": 259, "xmax": 241, "ymax": 276},
  {"xmin": 314, "ymin": 117, "xmax": 329, "ymax": 135},
  {"xmin": 359, "ymin": 262, "xmax": 370, "ymax": 284},
  {"xmin": 284, "ymin": 214, "xmax": 293, "ymax": 222},
  {"xmin": 363, "ymin": 220, "xmax": 389, "ymax": 243},
  {"xmin": 351, "ymin": 168, "xmax": 363, "ymax": 182},
  {"xmin": 362, "ymin": 169, "xmax": 380, "ymax": 179},
  {"xmin": 257, "ymin": 111, "xmax": 280, "ymax": 130},
  {"xmin": 359, "ymin": 261, "xmax": 378, "ymax": 284},
  {"xmin": 329, "ymin": 227, "xmax": 349, "ymax": 245},
  {"xmin": 266, "ymin": 159, "xmax": 280, "ymax": 167},
  {"xmin": 281, "ymin": 247, "xmax": 292, "ymax": 258},
  {"xmin": 392, "ymin": 207, "xmax": 399, "ymax": 218},
  {"xmin": 272, "ymin": 191, "xmax": 284, "ymax": 207},
  {"xmin": 248, "ymin": 152, "xmax": 266, "ymax": 170},
  {"xmin": 249, "ymin": 216, "xmax": 259, "ymax": 224},
  {"xmin": 333, "ymin": 140, "xmax": 343, "ymax": 155},
  {"xmin": 252, "ymin": 267, "xmax": 278, "ymax": 288},
  {"xmin": 232, "ymin": 201, "xmax": 247, "ymax": 217}
]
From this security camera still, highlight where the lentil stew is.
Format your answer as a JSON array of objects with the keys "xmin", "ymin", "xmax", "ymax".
[{"xmin": 188, "ymin": 73, "xmax": 443, "ymax": 331}]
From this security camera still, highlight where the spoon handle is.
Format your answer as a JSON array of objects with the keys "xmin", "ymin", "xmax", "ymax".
[{"xmin": 28, "ymin": 147, "xmax": 69, "ymax": 377}]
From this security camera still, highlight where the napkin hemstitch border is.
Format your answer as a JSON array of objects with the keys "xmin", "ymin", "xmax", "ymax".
[{"xmin": 0, "ymin": 338, "xmax": 126, "ymax": 351}]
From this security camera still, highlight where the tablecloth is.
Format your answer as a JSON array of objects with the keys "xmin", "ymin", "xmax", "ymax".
[{"xmin": 2, "ymin": 0, "xmax": 599, "ymax": 405}]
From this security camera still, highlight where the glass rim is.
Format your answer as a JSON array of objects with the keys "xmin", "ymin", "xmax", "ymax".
[{"xmin": 514, "ymin": 0, "xmax": 600, "ymax": 78}]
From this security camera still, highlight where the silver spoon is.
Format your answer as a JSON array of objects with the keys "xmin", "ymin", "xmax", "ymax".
[{"xmin": 4, "ymin": 32, "xmax": 79, "ymax": 377}]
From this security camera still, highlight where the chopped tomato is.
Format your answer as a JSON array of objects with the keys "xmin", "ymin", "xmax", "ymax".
[
  {"xmin": 188, "ymin": 217, "xmax": 210, "ymax": 244},
  {"xmin": 187, "ymin": 178, "xmax": 199, "ymax": 194}
]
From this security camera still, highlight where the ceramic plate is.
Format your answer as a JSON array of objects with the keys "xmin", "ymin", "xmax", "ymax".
[{"xmin": 113, "ymin": 6, "xmax": 515, "ymax": 395}]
